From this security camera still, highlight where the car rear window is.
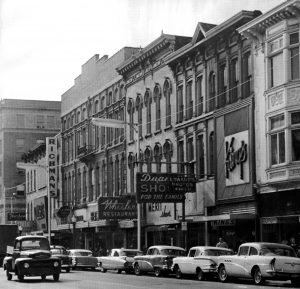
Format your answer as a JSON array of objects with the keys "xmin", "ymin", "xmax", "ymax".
[
  {"xmin": 204, "ymin": 249, "xmax": 233, "ymax": 256},
  {"xmin": 160, "ymin": 249, "xmax": 185, "ymax": 256},
  {"xmin": 260, "ymin": 246, "xmax": 296, "ymax": 257},
  {"xmin": 51, "ymin": 248, "xmax": 67, "ymax": 254},
  {"xmin": 120, "ymin": 251, "xmax": 142, "ymax": 257},
  {"xmin": 73, "ymin": 251, "xmax": 92, "ymax": 256}
]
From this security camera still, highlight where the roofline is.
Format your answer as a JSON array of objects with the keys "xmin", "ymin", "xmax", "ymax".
[
  {"xmin": 238, "ymin": 0, "xmax": 300, "ymax": 33},
  {"xmin": 166, "ymin": 10, "xmax": 261, "ymax": 64}
]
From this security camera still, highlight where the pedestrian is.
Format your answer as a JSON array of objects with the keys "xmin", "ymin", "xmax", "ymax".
[{"xmin": 216, "ymin": 237, "xmax": 228, "ymax": 248}]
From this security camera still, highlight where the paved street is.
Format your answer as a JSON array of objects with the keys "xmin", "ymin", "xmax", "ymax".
[{"xmin": 0, "ymin": 268, "xmax": 296, "ymax": 289}]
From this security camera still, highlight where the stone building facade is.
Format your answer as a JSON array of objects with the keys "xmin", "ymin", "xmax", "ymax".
[{"xmin": 238, "ymin": 0, "xmax": 300, "ymax": 245}]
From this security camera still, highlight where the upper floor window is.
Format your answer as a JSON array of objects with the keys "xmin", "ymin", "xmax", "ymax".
[
  {"xmin": 269, "ymin": 114, "xmax": 285, "ymax": 166},
  {"xmin": 163, "ymin": 140, "xmax": 173, "ymax": 173},
  {"xmin": 154, "ymin": 85, "xmax": 161, "ymax": 131},
  {"xmin": 209, "ymin": 132, "xmax": 215, "ymax": 176},
  {"xmin": 108, "ymin": 91, "xmax": 113, "ymax": 106},
  {"xmin": 229, "ymin": 58, "xmax": 239, "ymax": 103},
  {"xmin": 290, "ymin": 32, "xmax": 300, "ymax": 80},
  {"xmin": 136, "ymin": 95, "xmax": 143, "ymax": 138},
  {"xmin": 144, "ymin": 90, "xmax": 152, "ymax": 134},
  {"xmin": 94, "ymin": 100, "xmax": 99, "ymax": 114},
  {"xmin": 127, "ymin": 99, "xmax": 134, "ymax": 142},
  {"xmin": 177, "ymin": 140, "xmax": 185, "ymax": 174},
  {"xmin": 77, "ymin": 111, "xmax": 81, "ymax": 123},
  {"xmin": 186, "ymin": 81, "xmax": 193, "ymax": 120},
  {"xmin": 208, "ymin": 72, "xmax": 215, "ymax": 112},
  {"xmin": 154, "ymin": 143, "xmax": 162, "ymax": 173},
  {"xmin": 144, "ymin": 146, "xmax": 152, "ymax": 173},
  {"xmin": 268, "ymin": 37, "xmax": 284, "ymax": 88},
  {"xmin": 242, "ymin": 52, "xmax": 252, "ymax": 99},
  {"xmin": 36, "ymin": 115, "xmax": 45, "ymax": 128},
  {"xmin": 163, "ymin": 79, "xmax": 172, "ymax": 127},
  {"xmin": 196, "ymin": 76, "xmax": 203, "ymax": 116},
  {"xmin": 177, "ymin": 85, "xmax": 184, "ymax": 123},
  {"xmin": 218, "ymin": 64, "xmax": 227, "ymax": 108},
  {"xmin": 197, "ymin": 134, "xmax": 205, "ymax": 179},
  {"xmin": 291, "ymin": 111, "xmax": 300, "ymax": 161}
]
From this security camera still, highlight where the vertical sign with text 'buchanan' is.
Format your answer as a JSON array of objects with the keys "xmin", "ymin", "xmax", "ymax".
[{"xmin": 46, "ymin": 137, "xmax": 57, "ymax": 198}]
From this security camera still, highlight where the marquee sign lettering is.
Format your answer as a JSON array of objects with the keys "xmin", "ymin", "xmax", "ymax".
[{"xmin": 225, "ymin": 137, "xmax": 247, "ymax": 180}]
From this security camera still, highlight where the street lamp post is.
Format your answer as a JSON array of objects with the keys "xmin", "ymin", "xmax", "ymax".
[{"xmin": 92, "ymin": 117, "xmax": 142, "ymax": 251}]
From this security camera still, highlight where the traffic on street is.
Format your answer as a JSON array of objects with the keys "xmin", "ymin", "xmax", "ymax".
[{"xmin": 0, "ymin": 267, "xmax": 295, "ymax": 289}]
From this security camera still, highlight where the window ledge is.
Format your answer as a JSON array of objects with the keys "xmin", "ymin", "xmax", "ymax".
[
  {"xmin": 164, "ymin": 125, "xmax": 172, "ymax": 131},
  {"xmin": 154, "ymin": 129, "xmax": 162, "ymax": 136},
  {"xmin": 145, "ymin": 133, "xmax": 152, "ymax": 139}
]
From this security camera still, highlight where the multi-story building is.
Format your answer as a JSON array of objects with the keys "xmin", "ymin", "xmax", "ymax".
[
  {"xmin": 0, "ymin": 99, "xmax": 61, "ymax": 225},
  {"xmin": 166, "ymin": 10, "xmax": 262, "ymax": 250},
  {"xmin": 117, "ymin": 34, "xmax": 191, "ymax": 249},
  {"xmin": 60, "ymin": 48, "xmax": 139, "ymax": 252},
  {"xmin": 238, "ymin": 0, "xmax": 300, "ymax": 244}
]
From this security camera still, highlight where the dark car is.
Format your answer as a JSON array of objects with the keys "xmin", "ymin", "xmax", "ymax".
[
  {"xmin": 50, "ymin": 245, "xmax": 72, "ymax": 272},
  {"xmin": 133, "ymin": 245, "xmax": 186, "ymax": 277},
  {"xmin": 3, "ymin": 235, "xmax": 61, "ymax": 282}
]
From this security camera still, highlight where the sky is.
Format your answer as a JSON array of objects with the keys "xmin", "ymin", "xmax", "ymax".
[{"xmin": 0, "ymin": 0, "xmax": 285, "ymax": 102}]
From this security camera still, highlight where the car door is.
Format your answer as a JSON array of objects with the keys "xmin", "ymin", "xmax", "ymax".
[
  {"xmin": 230, "ymin": 246, "xmax": 250, "ymax": 277},
  {"xmin": 151, "ymin": 248, "xmax": 160, "ymax": 270},
  {"xmin": 243, "ymin": 246, "xmax": 259, "ymax": 277}
]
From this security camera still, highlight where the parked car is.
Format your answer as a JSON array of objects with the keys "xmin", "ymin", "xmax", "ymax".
[
  {"xmin": 217, "ymin": 242, "xmax": 300, "ymax": 286},
  {"xmin": 172, "ymin": 246, "xmax": 234, "ymax": 280},
  {"xmin": 3, "ymin": 235, "xmax": 61, "ymax": 281},
  {"xmin": 67, "ymin": 249, "xmax": 98, "ymax": 270},
  {"xmin": 50, "ymin": 245, "xmax": 72, "ymax": 272},
  {"xmin": 97, "ymin": 248, "xmax": 143, "ymax": 273},
  {"xmin": 133, "ymin": 245, "xmax": 185, "ymax": 277}
]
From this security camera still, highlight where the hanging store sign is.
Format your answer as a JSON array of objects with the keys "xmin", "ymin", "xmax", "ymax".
[
  {"xmin": 7, "ymin": 212, "xmax": 26, "ymax": 221},
  {"xmin": 98, "ymin": 196, "xmax": 137, "ymax": 220},
  {"xmin": 46, "ymin": 137, "xmax": 57, "ymax": 198},
  {"xmin": 225, "ymin": 131, "xmax": 249, "ymax": 186},
  {"xmin": 34, "ymin": 196, "xmax": 47, "ymax": 231},
  {"xmin": 136, "ymin": 173, "xmax": 196, "ymax": 203},
  {"xmin": 56, "ymin": 205, "xmax": 71, "ymax": 218}
]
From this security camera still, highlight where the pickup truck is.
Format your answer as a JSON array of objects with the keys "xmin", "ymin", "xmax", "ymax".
[{"xmin": 3, "ymin": 235, "xmax": 61, "ymax": 282}]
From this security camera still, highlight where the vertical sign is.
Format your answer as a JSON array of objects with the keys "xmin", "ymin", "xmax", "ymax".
[{"xmin": 46, "ymin": 137, "xmax": 57, "ymax": 198}]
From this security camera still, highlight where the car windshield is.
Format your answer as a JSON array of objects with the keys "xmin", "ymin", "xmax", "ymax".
[
  {"xmin": 160, "ymin": 249, "xmax": 185, "ymax": 256},
  {"xmin": 73, "ymin": 251, "xmax": 92, "ymax": 256},
  {"xmin": 260, "ymin": 246, "xmax": 296, "ymax": 257},
  {"xmin": 21, "ymin": 239, "xmax": 50, "ymax": 250},
  {"xmin": 120, "ymin": 250, "xmax": 142, "ymax": 257},
  {"xmin": 204, "ymin": 249, "xmax": 233, "ymax": 256},
  {"xmin": 51, "ymin": 248, "xmax": 67, "ymax": 255}
]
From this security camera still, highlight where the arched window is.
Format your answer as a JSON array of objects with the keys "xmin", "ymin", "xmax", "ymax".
[
  {"xmin": 144, "ymin": 89, "xmax": 152, "ymax": 134},
  {"xmin": 163, "ymin": 79, "xmax": 172, "ymax": 126},
  {"xmin": 144, "ymin": 146, "xmax": 152, "ymax": 172},
  {"xmin": 208, "ymin": 72, "xmax": 216, "ymax": 112},
  {"xmin": 77, "ymin": 111, "xmax": 81, "ymax": 123},
  {"xmin": 101, "ymin": 96, "xmax": 105, "ymax": 110},
  {"xmin": 230, "ymin": 58, "xmax": 239, "ymax": 103},
  {"xmin": 94, "ymin": 100, "xmax": 99, "ymax": 114},
  {"xmin": 163, "ymin": 140, "xmax": 173, "ymax": 173},
  {"xmin": 135, "ymin": 95, "xmax": 143, "ymax": 138},
  {"xmin": 82, "ymin": 108, "xmax": 87, "ymax": 120},
  {"xmin": 127, "ymin": 99, "xmax": 134, "ymax": 141},
  {"xmin": 154, "ymin": 84, "xmax": 161, "ymax": 131},
  {"xmin": 154, "ymin": 143, "xmax": 162, "ymax": 173},
  {"xmin": 108, "ymin": 91, "xmax": 113, "ymax": 106},
  {"xmin": 114, "ymin": 88, "xmax": 118, "ymax": 103}
]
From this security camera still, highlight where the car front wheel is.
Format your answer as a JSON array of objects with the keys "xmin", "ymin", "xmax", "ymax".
[
  {"xmin": 154, "ymin": 267, "xmax": 161, "ymax": 277},
  {"xmin": 196, "ymin": 268, "xmax": 204, "ymax": 281},
  {"xmin": 218, "ymin": 265, "xmax": 228, "ymax": 282},
  {"xmin": 6, "ymin": 270, "xmax": 12, "ymax": 281},
  {"xmin": 66, "ymin": 268, "xmax": 70, "ymax": 273},
  {"xmin": 174, "ymin": 265, "xmax": 182, "ymax": 279},
  {"xmin": 53, "ymin": 274, "xmax": 60, "ymax": 281},
  {"xmin": 17, "ymin": 274, "xmax": 24, "ymax": 282},
  {"xmin": 41, "ymin": 274, "xmax": 46, "ymax": 280},
  {"xmin": 253, "ymin": 267, "xmax": 264, "ymax": 285},
  {"xmin": 134, "ymin": 263, "xmax": 141, "ymax": 276}
]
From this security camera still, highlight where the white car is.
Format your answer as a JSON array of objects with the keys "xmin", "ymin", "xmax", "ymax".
[
  {"xmin": 217, "ymin": 242, "xmax": 300, "ymax": 286},
  {"xmin": 172, "ymin": 246, "xmax": 233, "ymax": 280}
]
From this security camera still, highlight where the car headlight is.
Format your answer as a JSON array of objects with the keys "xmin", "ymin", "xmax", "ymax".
[
  {"xmin": 54, "ymin": 261, "xmax": 59, "ymax": 267},
  {"xmin": 24, "ymin": 263, "xmax": 30, "ymax": 268}
]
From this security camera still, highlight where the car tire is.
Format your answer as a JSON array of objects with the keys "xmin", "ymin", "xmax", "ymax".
[
  {"xmin": 196, "ymin": 268, "xmax": 205, "ymax": 281},
  {"xmin": 125, "ymin": 269, "xmax": 131, "ymax": 274},
  {"xmin": 6, "ymin": 270, "xmax": 12, "ymax": 281},
  {"xmin": 17, "ymin": 274, "xmax": 24, "ymax": 282},
  {"xmin": 174, "ymin": 265, "xmax": 182, "ymax": 279},
  {"xmin": 134, "ymin": 263, "xmax": 141, "ymax": 276},
  {"xmin": 218, "ymin": 265, "xmax": 228, "ymax": 282},
  {"xmin": 99, "ymin": 263, "xmax": 107, "ymax": 273},
  {"xmin": 291, "ymin": 278, "xmax": 300, "ymax": 287},
  {"xmin": 154, "ymin": 267, "xmax": 161, "ymax": 277},
  {"xmin": 53, "ymin": 274, "xmax": 60, "ymax": 281},
  {"xmin": 253, "ymin": 267, "xmax": 264, "ymax": 285},
  {"xmin": 91, "ymin": 267, "xmax": 96, "ymax": 271},
  {"xmin": 66, "ymin": 268, "xmax": 70, "ymax": 273},
  {"xmin": 117, "ymin": 269, "xmax": 122, "ymax": 274},
  {"xmin": 41, "ymin": 274, "xmax": 46, "ymax": 280}
]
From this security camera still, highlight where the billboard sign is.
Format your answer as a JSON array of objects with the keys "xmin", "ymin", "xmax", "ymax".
[{"xmin": 136, "ymin": 173, "xmax": 196, "ymax": 203}]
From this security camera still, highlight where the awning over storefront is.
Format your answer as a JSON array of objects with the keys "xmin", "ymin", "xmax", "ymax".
[
  {"xmin": 184, "ymin": 213, "xmax": 256, "ymax": 222},
  {"xmin": 145, "ymin": 224, "xmax": 179, "ymax": 232}
]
